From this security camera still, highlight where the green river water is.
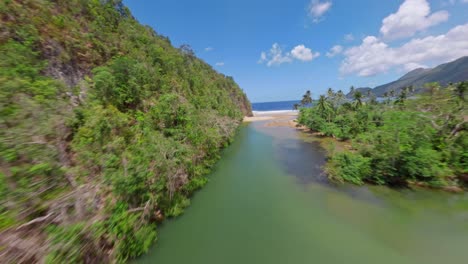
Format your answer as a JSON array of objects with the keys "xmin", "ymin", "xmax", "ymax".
[{"xmin": 137, "ymin": 120, "xmax": 468, "ymax": 264}]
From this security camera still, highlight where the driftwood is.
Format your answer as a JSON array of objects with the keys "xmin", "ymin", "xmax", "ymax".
[
  {"xmin": 128, "ymin": 200, "xmax": 151, "ymax": 213},
  {"xmin": 15, "ymin": 213, "xmax": 54, "ymax": 231}
]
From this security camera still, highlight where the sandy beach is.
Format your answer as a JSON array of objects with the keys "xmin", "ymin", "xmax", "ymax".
[{"xmin": 243, "ymin": 110, "xmax": 299, "ymax": 128}]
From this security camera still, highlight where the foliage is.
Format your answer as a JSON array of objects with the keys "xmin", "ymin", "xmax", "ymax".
[
  {"xmin": 298, "ymin": 84, "xmax": 467, "ymax": 188},
  {"xmin": 105, "ymin": 203, "xmax": 157, "ymax": 262},
  {"xmin": 0, "ymin": 0, "xmax": 251, "ymax": 262},
  {"xmin": 325, "ymin": 152, "xmax": 371, "ymax": 185}
]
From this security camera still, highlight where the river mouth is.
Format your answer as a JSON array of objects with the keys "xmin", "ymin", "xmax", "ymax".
[{"xmin": 137, "ymin": 117, "xmax": 468, "ymax": 264}]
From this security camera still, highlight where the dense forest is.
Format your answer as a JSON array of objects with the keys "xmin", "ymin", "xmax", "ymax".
[
  {"xmin": 0, "ymin": 0, "xmax": 251, "ymax": 262},
  {"xmin": 297, "ymin": 83, "xmax": 467, "ymax": 190}
]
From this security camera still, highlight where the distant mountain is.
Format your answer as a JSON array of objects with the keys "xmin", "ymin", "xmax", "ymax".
[
  {"xmin": 346, "ymin": 87, "xmax": 372, "ymax": 99},
  {"xmin": 347, "ymin": 56, "xmax": 468, "ymax": 97}
]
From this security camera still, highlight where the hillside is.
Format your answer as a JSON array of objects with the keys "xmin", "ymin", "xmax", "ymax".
[
  {"xmin": 347, "ymin": 57, "xmax": 468, "ymax": 97},
  {"xmin": 0, "ymin": 0, "xmax": 251, "ymax": 262},
  {"xmin": 346, "ymin": 87, "xmax": 372, "ymax": 99}
]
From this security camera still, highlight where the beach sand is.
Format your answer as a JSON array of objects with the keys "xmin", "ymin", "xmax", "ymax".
[{"xmin": 243, "ymin": 110, "xmax": 299, "ymax": 128}]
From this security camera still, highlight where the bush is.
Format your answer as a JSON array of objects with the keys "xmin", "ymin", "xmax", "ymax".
[{"xmin": 326, "ymin": 152, "xmax": 371, "ymax": 185}]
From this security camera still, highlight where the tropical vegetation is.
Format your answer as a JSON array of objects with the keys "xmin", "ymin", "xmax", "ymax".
[
  {"xmin": 297, "ymin": 83, "xmax": 467, "ymax": 189},
  {"xmin": 0, "ymin": 0, "xmax": 251, "ymax": 262}
]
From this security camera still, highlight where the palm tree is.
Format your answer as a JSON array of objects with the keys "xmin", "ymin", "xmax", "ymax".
[
  {"xmin": 301, "ymin": 90, "xmax": 312, "ymax": 106},
  {"xmin": 336, "ymin": 90, "xmax": 345, "ymax": 105},
  {"xmin": 293, "ymin": 103, "xmax": 300, "ymax": 110},
  {"xmin": 326, "ymin": 87, "xmax": 336, "ymax": 110},
  {"xmin": 317, "ymin": 95, "xmax": 331, "ymax": 119},
  {"xmin": 353, "ymin": 91, "xmax": 363, "ymax": 109},
  {"xmin": 327, "ymin": 87, "xmax": 334, "ymax": 98}
]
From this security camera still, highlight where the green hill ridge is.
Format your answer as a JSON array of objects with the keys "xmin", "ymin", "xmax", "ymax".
[
  {"xmin": 347, "ymin": 56, "xmax": 468, "ymax": 97},
  {"xmin": 0, "ymin": 0, "xmax": 251, "ymax": 262}
]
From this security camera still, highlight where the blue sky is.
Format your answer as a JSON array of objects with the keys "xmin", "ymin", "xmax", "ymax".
[{"xmin": 123, "ymin": 0, "xmax": 468, "ymax": 102}]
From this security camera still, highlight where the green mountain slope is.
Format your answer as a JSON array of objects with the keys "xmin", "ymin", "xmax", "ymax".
[
  {"xmin": 345, "ymin": 87, "xmax": 372, "ymax": 99},
  {"xmin": 372, "ymin": 56, "xmax": 468, "ymax": 96},
  {"xmin": 0, "ymin": 0, "xmax": 251, "ymax": 262}
]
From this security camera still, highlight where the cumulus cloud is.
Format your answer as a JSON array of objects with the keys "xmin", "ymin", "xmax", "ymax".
[
  {"xmin": 291, "ymin": 45, "xmax": 320, "ymax": 61},
  {"xmin": 308, "ymin": 0, "xmax": 332, "ymax": 22},
  {"xmin": 215, "ymin": 62, "xmax": 224, "ymax": 66},
  {"xmin": 259, "ymin": 43, "xmax": 319, "ymax": 66},
  {"xmin": 380, "ymin": 0, "xmax": 449, "ymax": 40},
  {"xmin": 340, "ymin": 23, "xmax": 468, "ymax": 76},
  {"xmin": 258, "ymin": 43, "xmax": 292, "ymax": 66},
  {"xmin": 326, "ymin": 45, "xmax": 343, "ymax": 57},
  {"xmin": 205, "ymin": 47, "xmax": 213, "ymax": 52}
]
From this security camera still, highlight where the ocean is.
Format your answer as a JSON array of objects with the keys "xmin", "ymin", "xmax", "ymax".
[{"xmin": 251, "ymin": 100, "xmax": 301, "ymax": 112}]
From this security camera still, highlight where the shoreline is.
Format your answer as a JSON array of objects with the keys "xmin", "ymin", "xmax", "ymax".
[
  {"xmin": 243, "ymin": 110, "xmax": 298, "ymax": 123},
  {"xmin": 245, "ymin": 110, "xmax": 465, "ymax": 193}
]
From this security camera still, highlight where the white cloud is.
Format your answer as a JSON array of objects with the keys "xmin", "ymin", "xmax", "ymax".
[
  {"xmin": 291, "ymin": 45, "xmax": 319, "ymax": 61},
  {"xmin": 258, "ymin": 43, "xmax": 292, "ymax": 66},
  {"xmin": 326, "ymin": 45, "xmax": 343, "ymax": 57},
  {"xmin": 308, "ymin": 0, "xmax": 332, "ymax": 22},
  {"xmin": 403, "ymin": 62, "xmax": 427, "ymax": 71},
  {"xmin": 205, "ymin": 47, "xmax": 213, "ymax": 52},
  {"xmin": 344, "ymin": 33, "xmax": 355, "ymax": 42},
  {"xmin": 340, "ymin": 23, "xmax": 468, "ymax": 76},
  {"xmin": 380, "ymin": 0, "xmax": 449, "ymax": 40},
  {"xmin": 215, "ymin": 62, "xmax": 224, "ymax": 66},
  {"xmin": 258, "ymin": 52, "xmax": 267, "ymax": 63},
  {"xmin": 259, "ymin": 43, "xmax": 319, "ymax": 66}
]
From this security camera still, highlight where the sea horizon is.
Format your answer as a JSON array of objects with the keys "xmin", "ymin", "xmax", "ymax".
[{"xmin": 251, "ymin": 100, "xmax": 301, "ymax": 112}]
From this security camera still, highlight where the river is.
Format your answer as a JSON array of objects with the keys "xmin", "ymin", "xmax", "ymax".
[{"xmin": 137, "ymin": 118, "xmax": 468, "ymax": 264}]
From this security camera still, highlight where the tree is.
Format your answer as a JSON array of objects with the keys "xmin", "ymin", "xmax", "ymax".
[
  {"xmin": 455, "ymin": 81, "xmax": 467, "ymax": 101},
  {"xmin": 336, "ymin": 90, "xmax": 345, "ymax": 105},
  {"xmin": 297, "ymin": 82, "xmax": 466, "ymax": 189},
  {"xmin": 327, "ymin": 87, "xmax": 334, "ymax": 98},
  {"xmin": 424, "ymin": 82, "xmax": 440, "ymax": 97},
  {"xmin": 179, "ymin": 44, "xmax": 195, "ymax": 57},
  {"xmin": 301, "ymin": 90, "xmax": 312, "ymax": 106},
  {"xmin": 395, "ymin": 89, "xmax": 407, "ymax": 105},
  {"xmin": 353, "ymin": 91, "xmax": 363, "ymax": 109},
  {"xmin": 317, "ymin": 95, "xmax": 331, "ymax": 119}
]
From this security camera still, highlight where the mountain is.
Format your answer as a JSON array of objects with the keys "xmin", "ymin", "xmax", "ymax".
[
  {"xmin": 0, "ymin": 0, "xmax": 251, "ymax": 262},
  {"xmin": 347, "ymin": 57, "xmax": 468, "ymax": 97},
  {"xmin": 346, "ymin": 87, "xmax": 372, "ymax": 99}
]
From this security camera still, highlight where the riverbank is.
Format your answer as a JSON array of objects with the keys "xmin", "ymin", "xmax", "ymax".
[{"xmin": 138, "ymin": 115, "xmax": 468, "ymax": 264}]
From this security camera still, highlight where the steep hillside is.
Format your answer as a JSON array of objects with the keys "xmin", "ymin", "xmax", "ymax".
[
  {"xmin": 371, "ymin": 57, "xmax": 468, "ymax": 96},
  {"xmin": 0, "ymin": 0, "xmax": 251, "ymax": 262}
]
